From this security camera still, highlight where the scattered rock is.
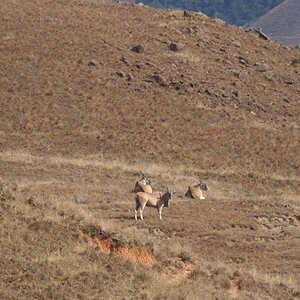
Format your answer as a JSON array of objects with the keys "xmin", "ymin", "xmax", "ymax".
[
  {"xmin": 238, "ymin": 56, "xmax": 250, "ymax": 66},
  {"xmin": 221, "ymin": 90, "xmax": 230, "ymax": 98},
  {"xmin": 263, "ymin": 71, "xmax": 273, "ymax": 81},
  {"xmin": 136, "ymin": 2, "xmax": 146, "ymax": 7},
  {"xmin": 75, "ymin": 194, "xmax": 85, "ymax": 204},
  {"xmin": 131, "ymin": 44, "xmax": 144, "ymax": 53},
  {"xmin": 195, "ymin": 11, "xmax": 208, "ymax": 18},
  {"xmin": 232, "ymin": 90, "xmax": 240, "ymax": 98},
  {"xmin": 282, "ymin": 45, "xmax": 290, "ymax": 51},
  {"xmin": 169, "ymin": 42, "xmax": 186, "ymax": 52},
  {"xmin": 224, "ymin": 60, "xmax": 234, "ymax": 68},
  {"xmin": 134, "ymin": 61, "xmax": 142, "ymax": 69},
  {"xmin": 27, "ymin": 197, "xmax": 36, "ymax": 207},
  {"xmin": 186, "ymin": 25, "xmax": 203, "ymax": 34},
  {"xmin": 285, "ymin": 79, "xmax": 294, "ymax": 85},
  {"xmin": 291, "ymin": 58, "xmax": 300, "ymax": 66},
  {"xmin": 121, "ymin": 56, "xmax": 129, "ymax": 65},
  {"xmin": 256, "ymin": 63, "xmax": 269, "ymax": 72},
  {"xmin": 116, "ymin": 71, "xmax": 125, "ymax": 78},
  {"xmin": 232, "ymin": 69, "xmax": 241, "ymax": 77},
  {"xmin": 127, "ymin": 73, "xmax": 134, "ymax": 81},
  {"xmin": 170, "ymin": 81, "xmax": 183, "ymax": 91},
  {"xmin": 232, "ymin": 40, "xmax": 241, "ymax": 48},
  {"xmin": 238, "ymin": 70, "xmax": 249, "ymax": 79},
  {"xmin": 245, "ymin": 28, "xmax": 270, "ymax": 41},
  {"xmin": 183, "ymin": 10, "xmax": 192, "ymax": 18},
  {"xmin": 212, "ymin": 17, "xmax": 225, "ymax": 24},
  {"xmin": 150, "ymin": 73, "xmax": 167, "ymax": 86},
  {"xmin": 87, "ymin": 59, "xmax": 99, "ymax": 67}
]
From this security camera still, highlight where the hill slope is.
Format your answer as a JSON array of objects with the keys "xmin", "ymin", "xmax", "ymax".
[
  {"xmin": 1, "ymin": 0, "xmax": 299, "ymax": 177},
  {"xmin": 0, "ymin": 0, "xmax": 300, "ymax": 299},
  {"xmin": 247, "ymin": 0, "xmax": 300, "ymax": 45}
]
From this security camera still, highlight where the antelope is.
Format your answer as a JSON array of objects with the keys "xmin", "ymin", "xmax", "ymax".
[
  {"xmin": 135, "ymin": 187, "xmax": 175, "ymax": 220},
  {"xmin": 185, "ymin": 180, "xmax": 208, "ymax": 200},
  {"xmin": 133, "ymin": 170, "xmax": 153, "ymax": 193}
]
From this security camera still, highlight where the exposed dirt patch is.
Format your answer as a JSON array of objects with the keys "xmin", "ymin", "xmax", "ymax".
[
  {"xmin": 81, "ymin": 225, "xmax": 156, "ymax": 267},
  {"xmin": 81, "ymin": 225, "xmax": 196, "ymax": 279}
]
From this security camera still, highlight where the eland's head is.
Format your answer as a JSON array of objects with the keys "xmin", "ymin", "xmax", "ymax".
[
  {"xmin": 198, "ymin": 180, "xmax": 208, "ymax": 191},
  {"xmin": 140, "ymin": 170, "xmax": 151, "ymax": 185},
  {"xmin": 163, "ymin": 186, "xmax": 175, "ymax": 208}
]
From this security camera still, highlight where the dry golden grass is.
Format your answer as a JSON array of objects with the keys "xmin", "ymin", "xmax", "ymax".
[{"xmin": 1, "ymin": 0, "xmax": 300, "ymax": 298}]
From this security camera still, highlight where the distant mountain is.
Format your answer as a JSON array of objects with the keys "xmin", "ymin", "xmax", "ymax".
[
  {"xmin": 139, "ymin": 0, "xmax": 284, "ymax": 25},
  {"xmin": 247, "ymin": 0, "xmax": 300, "ymax": 45}
]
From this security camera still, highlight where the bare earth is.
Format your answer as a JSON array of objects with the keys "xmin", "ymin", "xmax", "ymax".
[{"xmin": 0, "ymin": 0, "xmax": 300, "ymax": 299}]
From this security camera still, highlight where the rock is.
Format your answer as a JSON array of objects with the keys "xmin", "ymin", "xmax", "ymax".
[
  {"xmin": 232, "ymin": 69, "xmax": 241, "ymax": 77},
  {"xmin": 131, "ymin": 45, "xmax": 144, "ymax": 53},
  {"xmin": 285, "ymin": 79, "xmax": 294, "ymax": 85},
  {"xmin": 87, "ymin": 59, "xmax": 99, "ymax": 67},
  {"xmin": 75, "ymin": 195, "xmax": 85, "ymax": 204},
  {"xmin": 116, "ymin": 71, "xmax": 125, "ymax": 78},
  {"xmin": 183, "ymin": 10, "xmax": 192, "ymax": 18},
  {"xmin": 195, "ymin": 11, "xmax": 208, "ymax": 18},
  {"xmin": 263, "ymin": 71, "xmax": 273, "ymax": 81},
  {"xmin": 151, "ymin": 74, "xmax": 167, "ymax": 86},
  {"xmin": 239, "ymin": 70, "xmax": 249, "ymax": 79},
  {"xmin": 121, "ymin": 56, "xmax": 129, "ymax": 65},
  {"xmin": 238, "ymin": 56, "xmax": 249, "ymax": 66},
  {"xmin": 222, "ymin": 90, "xmax": 230, "ymax": 98},
  {"xmin": 212, "ymin": 17, "xmax": 225, "ymax": 24},
  {"xmin": 245, "ymin": 28, "xmax": 270, "ymax": 41},
  {"xmin": 186, "ymin": 25, "xmax": 203, "ymax": 34},
  {"xmin": 127, "ymin": 73, "xmax": 134, "ymax": 81},
  {"xmin": 232, "ymin": 40, "xmax": 241, "ymax": 48},
  {"xmin": 256, "ymin": 63, "xmax": 269, "ymax": 72},
  {"xmin": 224, "ymin": 60, "xmax": 234, "ymax": 68},
  {"xmin": 169, "ymin": 42, "xmax": 186, "ymax": 52},
  {"xmin": 232, "ymin": 90, "xmax": 240, "ymax": 98},
  {"xmin": 291, "ymin": 58, "xmax": 300, "ymax": 66},
  {"xmin": 169, "ymin": 81, "xmax": 183, "ymax": 91}
]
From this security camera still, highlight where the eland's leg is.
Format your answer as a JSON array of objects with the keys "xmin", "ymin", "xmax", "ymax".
[
  {"xmin": 158, "ymin": 206, "xmax": 163, "ymax": 220},
  {"xmin": 140, "ymin": 204, "xmax": 146, "ymax": 220},
  {"xmin": 135, "ymin": 203, "xmax": 140, "ymax": 220}
]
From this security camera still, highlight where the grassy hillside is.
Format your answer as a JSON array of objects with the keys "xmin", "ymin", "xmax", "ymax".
[{"xmin": 0, "ymin": 0, "xmax": 299, "ymax": 299}]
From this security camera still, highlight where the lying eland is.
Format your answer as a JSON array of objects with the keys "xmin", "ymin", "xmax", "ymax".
[{"xmin": 185, "ymin": 180, "xmax": 208, "ymax": 200}]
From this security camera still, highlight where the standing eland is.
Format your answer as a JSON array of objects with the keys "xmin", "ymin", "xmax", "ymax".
[{"xmin": 135, "ymin": 187, "xmax": 175, "ymax": 220}]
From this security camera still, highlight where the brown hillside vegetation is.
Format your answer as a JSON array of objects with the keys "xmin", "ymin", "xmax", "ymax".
[{"xmin": 0, "ymin": 0, "xmax": 300, "ymax": 299}]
